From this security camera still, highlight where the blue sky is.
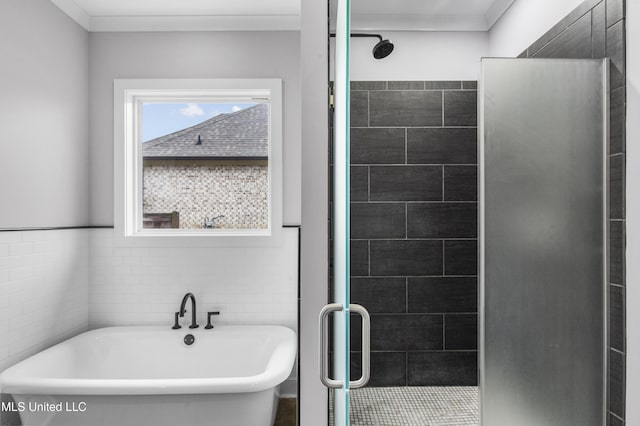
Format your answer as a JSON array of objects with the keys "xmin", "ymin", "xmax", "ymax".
[{"xmin": 142, "ymin": 103, "xmax": 257, "ymax": 142}]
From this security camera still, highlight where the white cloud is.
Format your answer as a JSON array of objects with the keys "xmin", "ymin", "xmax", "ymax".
[
  {"xmin": 179, "ymin": 103, "xmax": 205, "ymax": 117},
  {"xmin": 231, "ymin": 106, "xmax": 242, "ymax": 112}
]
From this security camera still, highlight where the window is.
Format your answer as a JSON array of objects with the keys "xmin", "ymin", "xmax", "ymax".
[{"xmin": 114, "ymin": 79, "xmax": 282, "ymax": 246}]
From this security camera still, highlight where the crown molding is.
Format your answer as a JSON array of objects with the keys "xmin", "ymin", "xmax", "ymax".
[
  {"xmin": 90, "ymin": 15, "xmax": 300, "ymax": 32},
  {"xmin": 349, "ymin": 14, "xmax": 489, "ymax": 32},
  {"xmin": 49, "ymin": 0, "xmax": 299, "ymax": 32},
  {"xmin": 50, "ymin": 0, "xmax": 91, "ymax": 30},
  {"xmin": 485, "ymin": 0, "xmax": 517, "ymax": 30}
]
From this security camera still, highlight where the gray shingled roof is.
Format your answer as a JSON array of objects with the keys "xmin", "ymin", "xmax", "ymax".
[{"xmin": 142, "ymin": 104, "xmax": 268, "ymax": 159}]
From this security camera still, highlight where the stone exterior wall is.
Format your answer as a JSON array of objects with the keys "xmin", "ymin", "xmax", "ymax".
[{"xmin": 143, "ymin": 162, "xmax": 268, "ymax": 229}]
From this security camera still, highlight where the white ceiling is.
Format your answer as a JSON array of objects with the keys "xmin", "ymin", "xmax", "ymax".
[
  {"xmin": 50, "ymin": 0, "xmax": 515, "ymax": 32},
  {"xmin": 338, "ymin": 0, "xmax": 517, "ymax": 31}
]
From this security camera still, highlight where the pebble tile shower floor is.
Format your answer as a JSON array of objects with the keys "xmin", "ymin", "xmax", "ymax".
[{"xmin": 347, "ymin": 386, "xmax": 478, "ymax": 426}]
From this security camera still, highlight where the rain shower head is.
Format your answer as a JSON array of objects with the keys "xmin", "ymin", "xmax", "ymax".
[
  {"xmin": 330, "ymin": 33, "xmax": 395, "ymax": 59},
  {"xmin": 372, "ymin": 38, "xmax": 394, "ymax": 59}
]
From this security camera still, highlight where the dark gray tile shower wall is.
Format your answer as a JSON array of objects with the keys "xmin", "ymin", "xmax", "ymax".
[
  {"xmin": 521, "ymin": 0, "xmax": 626, "ymax": 422},
  {"xmin": 348, "ymin": 81, "xmax": 478, "ymax": 387}
]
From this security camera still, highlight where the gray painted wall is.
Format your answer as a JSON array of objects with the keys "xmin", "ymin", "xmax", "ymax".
[
  {"xmin": 299, "ymin": 0, "xmax": 330, "ymax": 424},
  {"xmin": 342, "ymin": 32, "xmax": 489, "ymax": 81},
  {"xmin": 0, "ymin": 5, "xmax": 90, "ymax": 425},
  {"xmin": 0, "ymin": 0, "xmax": 89, "ymax": 229},
  {"xmin": 88, "ymin": 31, "xmax": 301, "ymax": 226}
]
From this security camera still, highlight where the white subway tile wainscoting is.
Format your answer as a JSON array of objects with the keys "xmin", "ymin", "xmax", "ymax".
[
  {"xmin": 89, "ymin": 228, "xmax": 298, "ymax": 330},
  {"xmin": 0, "ymin": 229, "xmax": 89, "ymax": 372}
]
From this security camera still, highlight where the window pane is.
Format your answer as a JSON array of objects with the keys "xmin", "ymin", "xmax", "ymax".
[{"xmin": 141, "ymin": 102, "xmax": 269, "ymax": 230}]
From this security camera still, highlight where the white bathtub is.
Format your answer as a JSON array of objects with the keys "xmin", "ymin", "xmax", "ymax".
[{"xmin": 0, "ymin": 325, "xmax": 296, "ymax": 426}]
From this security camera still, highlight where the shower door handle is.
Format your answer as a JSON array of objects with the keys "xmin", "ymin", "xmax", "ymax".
[
  {"xmin": 349, "ymin": 304, "xmax": 370, "ymax": 389},
  {"xmin": 319, "ymin": 303, "xmax": 344, "ymax": 388},
  {"xmin": 319, "ymin": 303, "xmax": 371, "ymax": 389}
]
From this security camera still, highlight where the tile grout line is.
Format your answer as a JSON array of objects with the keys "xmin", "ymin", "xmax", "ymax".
[
  {"xmin": 442, "ymin": 240, "xmax": 446, "ymax": 276},
  {"xmin": 610, "ymin": 347, "xmax": 625, "ymax": 355},
  {"xmin": 351, "ymin": 126, "xmax": 477, "ymax": 129},
  {"xmin": 405, "ymin": 277, "xmax": 409, "ymax": 314},
  {"xmin": 366, "ymin": 90, "xmax": 370, "ymax": 128},
  {"xmin": 442, "ymin": 165, "xmax": 445, "ymax": 202},
  {"xmin": 443, "ymin": 313, "xmax": 446, "ymax": 350},
  {"xmin": 351, "ymin": 237, "xmax": 478, "ymax": 241},
  {"xmin": 352, "ymin": 275, "xmax": 478, "ymax": 279},
  {"xmin": 610, "ymin": 411, "xmax": 625, "ymax": 422},
  {"xmin": 404, "ymin": 351, "xmax": 408, "ymax": 386},
  {"xmin": 405, "ymin": 128, "xmax": 408, "ymax": 164},
  {"xmin": 367, "ymin": 165, "xmax": 370, "ymax": 203},
  {"xmin": 441, "ymin": 91, "xmax": 445, "ymax": 127},
  {"xmin": 404, "ymin": 200, "xmax": 409, "ymax": 240},
  {"xmin": 363, "ymin": 312, "xmax": 481, "ymax": 316},
  {"xmin": 351, "ymin": 201, "xmax": 478, "ymax": 205},
  {"xmin": 368, "ymin": 240, "xmax": 371, "ymax": 277},
  {"xmin": 606, "ymin": 17, "xmax": 625, "ymax": 30},
  {"xmin": 354, "ymin": 165, "xmax": 477, "ymax": 168}
]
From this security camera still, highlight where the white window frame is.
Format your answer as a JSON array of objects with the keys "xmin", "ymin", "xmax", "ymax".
[{"xmin": 113, "ymin": 78, "xmax": 283, "ymax": 247}]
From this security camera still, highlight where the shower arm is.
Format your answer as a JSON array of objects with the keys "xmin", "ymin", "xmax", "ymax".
[{"xmin": 329, "ymin": 33, "xmax": 384, "ymax": 42}]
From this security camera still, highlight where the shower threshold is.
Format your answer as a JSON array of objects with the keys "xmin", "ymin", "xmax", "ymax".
[{"xmin": 348, "ymin": 386, "xmax": 478, "ymax": 426}]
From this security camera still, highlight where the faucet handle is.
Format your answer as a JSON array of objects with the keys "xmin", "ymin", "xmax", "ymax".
[
  {"xmin": 171, "ymin": 312, "xmax": 182, "ymax": 330},
  {"xmin": 205, "ymin": 311, "xmax": 220, "ymax": 329}
]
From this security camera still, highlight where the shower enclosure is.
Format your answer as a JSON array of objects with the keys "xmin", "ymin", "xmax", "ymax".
[
  {"xmin": 319, "ymin": 1, "xmax": 609, "ymax": 424},
  {"xmin": 480, "ymin": 58, "xmax": 608, "ymax": 426}
]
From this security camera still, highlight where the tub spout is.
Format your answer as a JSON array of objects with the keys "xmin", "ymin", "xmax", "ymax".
[{"xmin": 179, "ymin": 293, "xmax": 199, "ymax": 329}]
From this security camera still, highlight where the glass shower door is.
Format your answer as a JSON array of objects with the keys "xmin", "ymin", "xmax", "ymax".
[{"xmin": 319, "ymin": 0, "xmax": 370, "ymax": 424}]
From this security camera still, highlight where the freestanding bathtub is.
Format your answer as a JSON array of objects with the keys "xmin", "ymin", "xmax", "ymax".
[{"xmin": 0, "ymin": 325, "xmax": 296, "ymax": 426}]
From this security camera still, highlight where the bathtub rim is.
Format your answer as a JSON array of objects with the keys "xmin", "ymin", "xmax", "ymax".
[{"xmin": 0, "ymin": 325, "xmax": 296, "ymax": 396}]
